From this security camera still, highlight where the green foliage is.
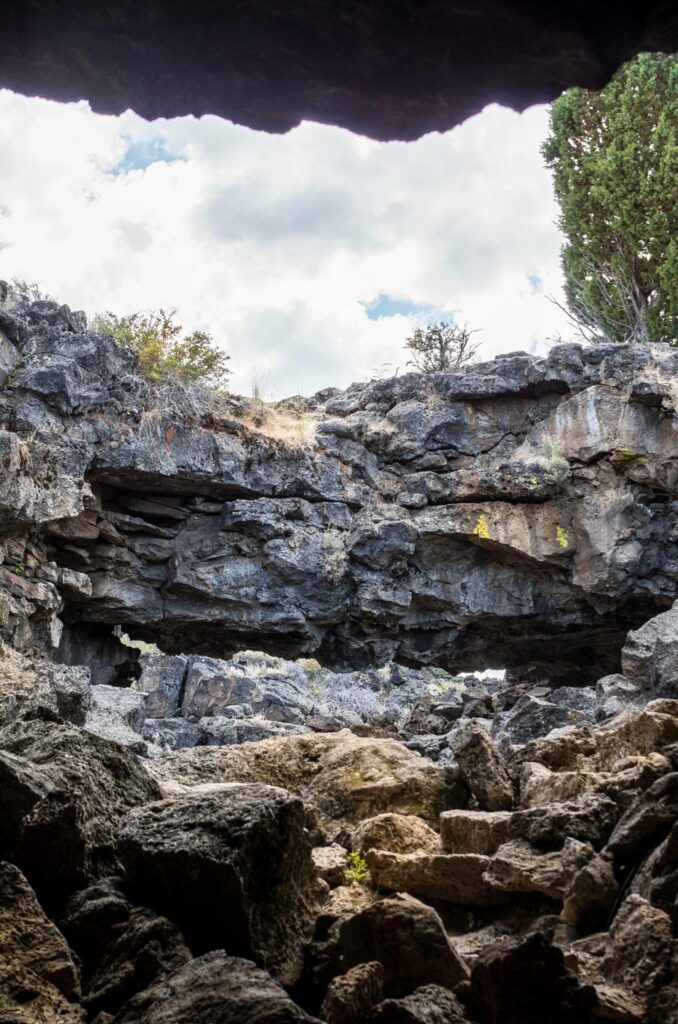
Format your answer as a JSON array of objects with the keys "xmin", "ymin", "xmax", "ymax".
[
  {"xmin": 93, "ymin": 309, "xmax": 230, "ymax": 386},
  {"xmin": 10, "ymin": 562, "xmax": 25, "ymax": 576},
  {"xmin": 345, "ymin": 852, "xmax": 369, "ymax": 885},
  {"xmin": 405, "ymin": 321, "xmax": 479, "ymax": 373},
  {"xmin": 543, "ymin": 52, "xmax": 678, "ymax": 346}
]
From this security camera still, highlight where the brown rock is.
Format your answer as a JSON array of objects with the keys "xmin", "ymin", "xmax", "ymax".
[
  {"xmin": 440, "ymin": 809, "xmax": 512, "ymax": 855},
  {"xmin": 109, "ymin": 952, "xmax": 321, "ymax": 1022},
  {"xmin": 314, "ymin": 844, "xmax": 349, "ymax": 888},
  {"xmin": 449, "ymin": 721, "xmax": 514, "ymax": 811},
  {"xmin": 353, "ymin": 813, "xmax": 441, "ymax": 856},
  {"xmin": 338, "ymin": 895, "xmax": 469, "ymax": 997},
  {"xmin": 602, "ymin": 895, "xmax": 674, "ymax": 1001},
  {"xmin": 562, "ymin": 851, "xmax": 618, "ymax": 935},
  {"xmin": 0, "ymin": 862, "xmax": 80, "ymax": 1000},
  {"xmin": 320, "ymin": 962, "xmax": 384, "ymax": 1024},
  {"xmin": 370, "ymin": 984, "xmax": 471, "ymax": 1023},
  {"xmin": 118, "ymin": 783, "xmax": 319, "ymax": 985},
  {"xmin": 508, "ymin": 792, "xmax": 619, "ymax": 851},
  {"xmin": 149, "ymin": 731, "xmax": 461, "ymax": 829},
  {"xmin": 60, "ymin": 877, "xmax": 191, "ymax": 1018},
  {"xmin": 483, "ymin": 840, "xmax": 566, "ymax": 900},
  {"xmin": 519, "ymin": 762, "xmax": 583, "ymax": 808},
  {"xmin": 365, "ymin": 850, "xmax": 506, "ymax": 907}
]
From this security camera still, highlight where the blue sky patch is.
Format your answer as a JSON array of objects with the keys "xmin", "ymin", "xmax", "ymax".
[
  {"xmin": 363, "ymin": 293, "xmax": 434, "ymax": 320},
  {"xmin": 110, "ymin": 138, "xmax": 184, "ymax": 176}
]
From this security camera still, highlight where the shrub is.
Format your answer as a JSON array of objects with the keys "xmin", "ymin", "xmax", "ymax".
[
  {"xmin": 93, "ymin": 308, "xmax": 230, "ymax": 387},
  {"xmin": 345, "ymin": 852, "xmax": 369, "ymax": 885},
  {"xmin": 405, "ymin": 321, "xmax": 479, "ymax": 373},
  {"xmin": 541, "ymin": 437, "xmax": 571, "ymax": 485}
]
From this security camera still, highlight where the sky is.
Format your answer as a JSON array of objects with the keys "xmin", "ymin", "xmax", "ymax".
[{"xmin": 0, "ymin": 90, "xmax": 572, "ymax": 397}]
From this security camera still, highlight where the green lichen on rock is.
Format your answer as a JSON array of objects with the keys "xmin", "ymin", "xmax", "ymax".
[
  {"xmin": 614, "ymin": 448, "xmax": 648, "ymax": 463},
  {"xmin": 556, "ymin": 525, "xmax": 569, "ymax": 549}
]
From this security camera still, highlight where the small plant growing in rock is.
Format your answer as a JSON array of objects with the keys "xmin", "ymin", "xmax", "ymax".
[
  {"xmin": 541, "ymin": 437, "xmax": 571, "ymax": 485},
  {"xmin": 345, "ymin": 852, "xmax": 369, "ymax": 885},
  {"xmin": 10, "ymin": 562, "xmax": 25, "ymax": 576}
]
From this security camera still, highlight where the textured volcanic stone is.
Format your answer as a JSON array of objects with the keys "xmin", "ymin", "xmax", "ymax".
[
  {"xmin": 108, "ymin": 952, "xmax": 321, "ymax": 1023},
  {"xmin": 320, "ymin": 962, "xmax": 384, "ymax": 1024},
  {"xmin": 338, "ymin": 895, "xmax": 469, "ymax": 997},
  {"xmin": 0, "ymin": 719, "xmax": 161, "ymax": 906},
  {"xmin": 117, "ymin": 784, "xmax": 320, "ymax": 984},
  {"xmin": 146, "ymin": 730, "xmax": 463, "ymax": 828},
  {"xmin": 370, "ymin": 985, "xmax": 471, "ymax": 1024},
  {"xmin": 60, "ymin": 877, "xmax": 191, "ymax": 1017},
  {"xmin": 1, "ymin": 4, "xmax": 677, "ymax": 141},
  {"xmin": 1, "ymin": 300, "xmax": 678, "ymax": 684},
  {"xmin": 352, "ymin": 813, "xmax": 441, "ymax": 856},
  {"xmin": 440, "ymin": 810, "xmax": 512, "ymax": 855},
  {"xmin": 508, "ymin": 793, "xmax": 619, "ymax": 852},
  {"xmin": 365, "ymin": 849, "xmax": 506, "ymax": 907},
  {"xmin": 621, "ymin": 602, "xmax": 678, "ymax": 699},
  {"xmin": 449, "ymin": 721, "xmax": 514, "ymax": 811},
  {"xmin": 0, "ymin": 862, "xmax": 80, "ymax": 1000}
]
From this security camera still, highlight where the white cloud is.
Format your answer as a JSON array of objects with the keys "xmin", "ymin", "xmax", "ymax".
[{"xmin": 0, "ymin": 90, "xmax": 572, "ymax": 397}]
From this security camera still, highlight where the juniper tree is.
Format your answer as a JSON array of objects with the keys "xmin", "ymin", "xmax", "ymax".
[{"xmin": 542, "ymin": 52, "xmax": 678, "ymax": 346}]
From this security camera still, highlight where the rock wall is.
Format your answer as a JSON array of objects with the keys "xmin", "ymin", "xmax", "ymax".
[
  {"xmin": 2, "ymin": 2, "xmax": 678, "ymax": 139},
  {"xmin": 1, "ymin": 298, "xmax": 677, "ymax": 683}
]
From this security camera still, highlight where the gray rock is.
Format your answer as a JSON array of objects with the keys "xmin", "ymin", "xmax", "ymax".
[
  {"xmin": 84, "ymin": 685, "xmax": 148, "ymax": 753},
  {"xmin": 449, "ymin": 720, "xmax": 513, "ymax": 810},
  {"xmin": 493, "ymin": 695, "xmax": 588, "ymax": 750},
  {"xmin": 137, "ymin": 654, "xmax": 188, "ymax": 718},
  {"xmin": 595, "ymin": 674, "xmax": 643, "ymax": 721},
  {"xmin": 142, "ymin": 717, "xmax": 201, "ymax": 752},
  {"xmin": 622, "ymin": 602, "xmax": 678, "ymax": 699}
]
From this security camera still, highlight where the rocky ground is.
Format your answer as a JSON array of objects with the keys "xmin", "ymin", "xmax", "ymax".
[{"xmin": 0, "ymin": 295, "xmax": 676, "ymax": 1021}]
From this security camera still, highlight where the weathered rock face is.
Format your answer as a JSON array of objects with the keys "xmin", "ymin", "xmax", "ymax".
[
  {"xmin": 1, "ymin": 3, "xmax": 677, "ymax": 141},
  {"xmin": 1, "ymin": 299, "xmax": 677, "ymax": 685}
]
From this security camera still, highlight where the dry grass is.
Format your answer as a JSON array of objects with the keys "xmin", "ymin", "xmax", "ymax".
[{"xmin": 237, "ymin": 401, "xmax": 317, "ymax": 447}]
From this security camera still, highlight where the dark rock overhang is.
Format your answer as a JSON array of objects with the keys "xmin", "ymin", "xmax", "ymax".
[{"xmin": 2, "ymin": 1, "xmax": 677, "ymax": 140}]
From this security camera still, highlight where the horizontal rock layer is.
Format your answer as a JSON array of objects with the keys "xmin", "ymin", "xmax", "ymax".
[
  {"xmin": 1, "ymin": 299, "xmax": 677, "ymax": 683},
  {"xmin": 1, "ymin": 3, "xmax": 678, "ymax": 139}
]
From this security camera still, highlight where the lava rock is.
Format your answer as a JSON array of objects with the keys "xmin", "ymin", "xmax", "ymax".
[{"xmin": 118, "ymin": 783, "xmax": 319, "ymax": 984}]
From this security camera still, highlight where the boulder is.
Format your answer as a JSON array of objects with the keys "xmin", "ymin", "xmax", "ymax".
[
  {"xmin": 118, "ymin": 783, "xmax": 319, "ymax": 984},
  {"xmin": 483, "ymin": 840, "xmax": 567, "ymax": 900},
  {"xmin": 0, "ymin": 967, "xmax": 86, "ymax": 1024},
  {"xmin": 365, "ymin": 850, "xmax": 506, "ymax": 907},
  {"xmin": 518, "ymin": 761, "xmax": 585, "ymax": 808},
  {"xmin": 493, "ymin": 695, "xmax": 588, "ymax": 751},
  {"xmin": 352, "ymin": 813, "xmax": 441, "ymax": 856},
  {"xmin": 60, "ymin": 877, "xmax": 190, "ymax": 1018},
  {"xmin": 467, "ymin": 931, "xmax": 595, "ymax": 1024},
  {"xmin": 448, "ymin": 721, "xmax": 513, "ymax": 811},
  {"xmin": 0, "ymin": 719, "xmax": 161, "ymax": 906},
  {"xmin": 147, "ymin": 730, "xmax": 463, "ymax": 828},
  {"xmin": 320, "ymin": 962, "xmax": 384, "ymax": 1024},
  {"xmin": 338, "ymin": 895, "xmax": 469, "ymax": 997},
  {"xmin": 595, "ymin": 674, "xmax": 643, "ymax": 721},
  {"xmin": 440, "ymin": 809, "xmax": 512, "ymax": 855},
  {"xmin": 108, "ymin": 952, "xmax": 321, "ymax": 1023},
  {"xmin": 313, "ymin": 844, "xmax": 349, "ymax": 888},
  {"xmin": 606, "ymin": 772, "xmax": 678, "ymax": 865},
  {"xmin": 562, "ymin": 850, "xmax": 618, "ymax": 935},
  {"xmin": 137, "ymin": 654, "xmax": 188, "ymax": 717},
  {"xmin": 602, "ymin": 895, "xmax": 674, "ymax": 1003},
  {"xmin": 0, "ymin": 862, "xmax": 80, "ymax": 1000},
  {"xmin": 370, "ymin": 985, "xmax": 471, "ymax": 1023},
  {"xmin": 84, "ymin": 685, "xmax": 148, "ymax": 753},
  {"xmin": 508, "ymin": 792, "xmax": 619, "ymax": 851},
  {"xmin": 621, "ymin": 603, "xmax": 678, "ymax": 699}
]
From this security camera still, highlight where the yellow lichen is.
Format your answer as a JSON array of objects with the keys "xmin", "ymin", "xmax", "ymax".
[
  {"xmin": 530, "ymin": 476, "xmax": 538, "ymax": 485},
  {"xmin": 614, "ymin": 448, "xmax": 648, "ymax": 463},
  {"xmin": 556, "ymin": 525, "xmax": 569, "ymax": 549},
  {"xmin": 472, "ymin": 514, "xmax": 491, "ymax": 540}
]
